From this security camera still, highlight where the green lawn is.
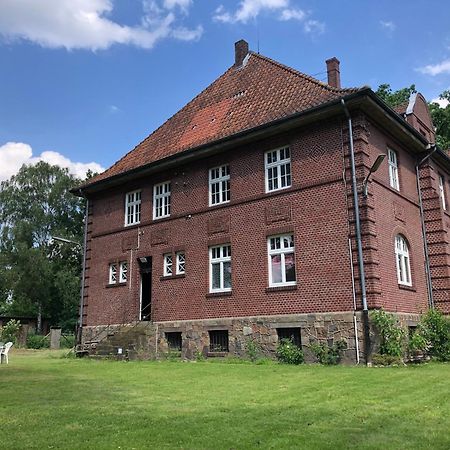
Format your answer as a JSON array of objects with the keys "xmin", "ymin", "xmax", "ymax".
[{"xmin": 0, "ymin": 350, "xmax": 449, "ymax": 449}]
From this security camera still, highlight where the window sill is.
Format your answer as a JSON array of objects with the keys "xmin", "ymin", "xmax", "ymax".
[
  {"xmin": 206, "ymin": 291, "xmax": 232, "ymax": 299},
  {"xmin": 398, "ymin": 283, "xmax": 416, "ymax": 292},
  {"xmin": 160, "ymin": 274, "xmax": 186, "ymax": 281},
  {"xmin": 105, "ymin": 282, "xmax": 127, "ymax": 288},
  {"xmin": 265, "ymin": 185, "xmax": 292, "ymax": 195},
  {"xmin": 266, "ymin": 285, "xmax": 297, "ymax": 293}
]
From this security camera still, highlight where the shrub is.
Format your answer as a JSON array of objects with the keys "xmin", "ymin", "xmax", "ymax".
[
  {"xmin": 26, "ymin": 333, "xmax": 50, "ymax": 349},
  {"xmin": 419, "ymin": 309, "xmax": 450, "ymax": 361},
  {"xmin": 311, "ymin": 340, "xmax": 347, "ymax": 365},
  {"xmin": 276, "ymin": 338, "xmax": 304, "ymax": 365},
  {"xmin": 0, "ymin": 319, "xmax": 21, "ymax": 344},
  {"xmin": 245, "ymin": 338, "xmax": 261, "ymax": 362},
  {"xmin": 372, "ymin": 353, "xmax": 403, "ymax": 366},
  {"xmin": 60, "ymin": 334, "xmax": 76, "ymax": 349},
  {"xmin": 408, "ymin": 328, "xmax": 429, "ymax": 355},
  {"xmin": 370, "ymin": 309, "xmax": 406, "ymax": 357}
]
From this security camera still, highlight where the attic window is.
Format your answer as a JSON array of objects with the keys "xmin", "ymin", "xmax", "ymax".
[{"xmin": 232, "ymin": 90, "xmax": 247, "ymax": 99}]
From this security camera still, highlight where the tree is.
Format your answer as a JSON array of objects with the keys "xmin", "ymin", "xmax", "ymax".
[
  {"xmin": 376, "ymin": 84, "xmax": 450, "ymax": 151},
  {"xmin": 0, "ymin": 162, "xmax": 85, "ymax": 332}
]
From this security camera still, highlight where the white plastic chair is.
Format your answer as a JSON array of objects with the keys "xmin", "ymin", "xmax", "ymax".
[{"xmin": 0, "ymin": 342, "xmax": 13, "ymax": 364}]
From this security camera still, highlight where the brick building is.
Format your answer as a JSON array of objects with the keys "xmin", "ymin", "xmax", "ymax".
[{"xmin": 72, "ymin": 40, "xmax": 450, "ymax": 363}]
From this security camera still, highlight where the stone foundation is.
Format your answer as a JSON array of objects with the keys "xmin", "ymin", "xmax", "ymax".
[{"xmin": 82, "ymin": 311, "xmax": 369, "ymax": 363}]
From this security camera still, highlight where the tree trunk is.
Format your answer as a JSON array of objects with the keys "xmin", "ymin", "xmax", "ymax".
[{"xmin": 37, "ymin": 303, "xmax": 42, "ymax": 334}]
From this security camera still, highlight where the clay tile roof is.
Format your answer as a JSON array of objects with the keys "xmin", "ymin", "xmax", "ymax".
[
  {"xmin": 81, "ymin": 51, "xmax": 363, "ymax": 189},
  {"xmin": 393, "ymin": 101, "xmax": 409, "ymax": 115}
]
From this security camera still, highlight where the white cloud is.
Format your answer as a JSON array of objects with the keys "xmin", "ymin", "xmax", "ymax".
[
  {"xmin": 418, "ymin": 59, "xmax": 450, "ymax": 76},
  {"xmin": 280, "ymin": 8, "xmax": 306, "ymax": 21},
  {"xmin": 303, "ymin": 19, "xmax": 325, "ymax": 35},
  {"xmin": 0, "ymin": 142, "xmax": 104, "ymax": 181},
  {"xmin": 431, "ymin": 97, "xmax": 450, "ymax": 108},
  {"xmin": 0, "ymin": 0, "xmax": 202, "ymax": 51},
  {"xmin": 109, "ymin": 105, "xmax": 120, "ymax": 114},
  {"xmin": 380, "ymin": 20, "xmax": 396, "ymax": 32},
  {"xmin": 213, "ymin": 0, "xmax": 324, "ymax": 34}
]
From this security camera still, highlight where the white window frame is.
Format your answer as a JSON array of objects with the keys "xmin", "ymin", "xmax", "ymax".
[
  {"xmin": 209, "ymin": 245, "xmax": 231, "ymax": 293},
  {"xmin": 265, "ymin": 147, "xmax": 291, "ymax": 193},
  {"xmin": 163, "ymin": 253, "xmax": 173, "ymax": 277},
  {"xmin": 439, "ymin": 174, "xmax": 447, "ymax": 211},
  {"xmin": 119, "ymin": 261, "xmax": 128, "ymax": 283},
  {"xmin": 176, "ymin": 252, "xmax": 186, "ymax": 275},
  {"xmin": 388, "ymin": 149, "xmax": 399, "ymax": 191},
  {"xmin": 153, "ymin": 181, "xmax": 171, "ymax": 220},
  {"xmin": 267, "ymin": 234, "xmax": 296, "ymax": 287},
  {"xmin": 124, "ymin": 190, "xmax": 141, "ymax": 226},
  {"xmin": 209, "ymin": 164, "xmax": 230, "ymax": 206},
  {"xmin": 395, "ymin": 235, "xmax": 412, "ymax": 286},
  {"xmin": 109, "ymin": 263, "xmax": 117, "ymax": 284}
]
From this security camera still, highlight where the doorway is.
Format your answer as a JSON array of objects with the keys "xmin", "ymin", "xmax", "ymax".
[{"xmin": 138, "ymin": 257, "xmax": 152, "ymax": 321}]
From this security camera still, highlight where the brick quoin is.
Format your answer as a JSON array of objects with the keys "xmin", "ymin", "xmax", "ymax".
[{"xmin": 73, "ymin": 40, "xmax": 450, "ymax": 362}]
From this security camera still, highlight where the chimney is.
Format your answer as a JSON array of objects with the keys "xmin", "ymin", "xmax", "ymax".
[
  {"xmin": 235, "ymin": 39, "xmax": 249, "ymax": 67},
  {"xmin": 326, "ymin": 57, "xmax": 341, "ymax": 88}
]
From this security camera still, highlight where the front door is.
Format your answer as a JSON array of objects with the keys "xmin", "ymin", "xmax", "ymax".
[{"xmin": 138, "ymin": 257, "xmax": 152, "ymax": 321}]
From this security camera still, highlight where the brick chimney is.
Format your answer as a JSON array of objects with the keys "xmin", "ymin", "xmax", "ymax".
[
  {"xmin": 326, "ymin": 57, "xmax": 341, "ymax": 89},
  {"xmin": 235, "ymin": 39, "xmax": 249, "ymax": 67}
]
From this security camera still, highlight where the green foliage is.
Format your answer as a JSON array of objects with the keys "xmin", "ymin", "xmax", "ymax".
[
  {"xmin": 26, "ymin": 333, "xmax": 50, "ymax": 349},
  {"xmin": 372, "ymin": 354, "xmax": 403, "ymax": 366},
  {"xmin": 375, "ymin": 83, "xmax": 416, "ymax": 108},
  {"xmin": 61, "ymin": 334, "xmax": 76, "ymax": 349},
  {"xmin": 194, "ymin": 350, "xmax": 205, "ymax": 362},
  {"xmin": 376, "ymin": 84, "xmax": 450, "ymax": 151},
  {"xmin": 0, "ymin": 319, "xmax": 21, "ymax": 343},
  {"xmin": 310, "ymin": 340, "xmax": 347, "ymax": 365},
  {"xmin": 418, "ymin": 309, "xmax": 450, "ymax": 361},
  {"xmin": 276, "ymin": 338, "xmax": 304, "ymax": 365},
  {"xmin": 245, "ymin": 337, "xmax": 261, "ymax": 362},
  {"xmin": 370, "ymin": 309, "xmax": 406, "ymax": 357},
  {"xmin": 429, "ymin": 90, "xmax": 450, "ymax": 150},
  {"xmin": 0, "ymin": 162, "xmax": 85, "ymax": 332},
  {"xmin": 408, "ymin": 328, "xmax": 429, "ymax": 354}
]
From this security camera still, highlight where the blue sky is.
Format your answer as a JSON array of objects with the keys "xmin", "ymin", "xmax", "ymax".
[{"xmin": 1, "ymin": 0, "xmax": 449, "ymax": 181}]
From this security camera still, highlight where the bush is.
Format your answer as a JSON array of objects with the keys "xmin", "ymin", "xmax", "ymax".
[
  {"xmin": 276, "ymin": 338, "xmax": 304, "ymax": 365},
  {"xmin": 370, "ymin": 309, "xmax": 406, "ymax": 357},
  {"xmin": 245, "ymin": 338, "xmax": 261, "ymax": 362},
  {"xmin": 311, "ymin": 340, "xmax": 347, "ymax": 365},
  {"xmin": 0, "ymin": 319, "xmax": 21, "ymax": 344},
  {"xmin": 408, "ymin": 328, "xmax": 429, "ymax": 355},
  {"xmin": 26, "ymin": 333, "xmax": 50, "ymax": 349},
  {"xmin": 419, "ymin": 309, "xmax": 450, "ymax": 361},
  {"xmin": 60, "ymin": 334, "xmax": 76, "ymax": 349},
  {"xmin": 372, "ymin": 353, "xmax": 403, "ymax": 366}
]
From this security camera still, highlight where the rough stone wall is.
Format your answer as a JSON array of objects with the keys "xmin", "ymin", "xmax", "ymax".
[{"xmin": 82, "ymin": 311, "xmax": 365, "ymax": 364}]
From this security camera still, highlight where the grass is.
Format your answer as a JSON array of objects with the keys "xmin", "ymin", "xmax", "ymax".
[{"xmin": 0, "ymin": 349, "xmax": 449, "ymax": 449}]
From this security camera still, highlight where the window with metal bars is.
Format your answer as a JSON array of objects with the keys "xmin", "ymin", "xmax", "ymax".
[
  {"xmin": 277, "ymin": 328, "xmax": 301, "ymax": 347},
  {"xmin": 165, "ymin": 332, "xmax": 182, "ymax": 352},
  {"xmin": 209, "ymin": 330, "xmax": 229, "ymax": 352}
]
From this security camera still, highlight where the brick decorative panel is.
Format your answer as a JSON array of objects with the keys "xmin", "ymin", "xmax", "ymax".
[
  {"xmin": 151, "ymin": 228, "xmax": 169, "ymax": 246},
  {"xmin": 393, "ymin": 201, "xmax": 405, "ymax": 223},
  {"xmin": 207, "ymin": 215, "xmax": 230, "ymax": 235},
  {"xmin": 122, "ymin": 235, "xmax": 138, "ymax": 252},
  {"xmin": 265, "ymin": 204, "xmax": 292, "ymax": 225}
]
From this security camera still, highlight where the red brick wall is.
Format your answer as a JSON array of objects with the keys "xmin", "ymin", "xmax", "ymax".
[
  {"xmin": 84, "ymin": 119, "xmax": 357, "ymax": 326},
  {"xmin": 366, "ymin": 122, "xmax": 428, "ymax": 314}
]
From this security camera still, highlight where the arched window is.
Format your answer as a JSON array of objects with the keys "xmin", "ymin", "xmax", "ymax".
[{"xmin": 395, "ymin": 235, "xmax": 412, "ymax": 286}]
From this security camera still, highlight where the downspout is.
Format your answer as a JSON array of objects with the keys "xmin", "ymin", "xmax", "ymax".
[
  {"xmin": 416, "ymin": 146, "xmax": 437, "ymax": 309},
  {"xmin": 341, "ymin": 99, "xmax": 371, "ymax": 364},
  {"xmin": 77, "ymin": 193, "xmax": 89, "ymax": 346}
]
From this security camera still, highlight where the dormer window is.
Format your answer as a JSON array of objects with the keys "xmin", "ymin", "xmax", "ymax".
[{"xmin": 125, "ymin": 190, "xmax": 141, "ymax": 226}]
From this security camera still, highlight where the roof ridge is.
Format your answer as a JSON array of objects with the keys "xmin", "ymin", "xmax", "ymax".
[{"xmin": 249, "ymin": 51, "xmax": 360, "ymax": 93}]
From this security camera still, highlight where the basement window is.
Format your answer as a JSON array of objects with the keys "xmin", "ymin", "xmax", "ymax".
[
  {"xmin": 209, "ymin": 330, "xmax": 229, "ymax": 353},
  {"xmin": 165, "ymin": 332, "xmax": 182, "ymax": 352},
  {"xmin": 277, "ymin": 328, "xmax": 301, "ymax": 347}
]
